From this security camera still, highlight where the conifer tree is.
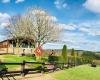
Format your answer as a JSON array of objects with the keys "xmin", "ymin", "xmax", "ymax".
[
  {"xmin": 62, "ymin": 45, "xmax": 68, "ymax": 63},
  {"xmin": 71, "ymin": 48, "xmax": 76, "ymax": 65}
]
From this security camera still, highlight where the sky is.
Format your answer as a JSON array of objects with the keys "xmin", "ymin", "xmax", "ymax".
[{"xmin": 0, "ymin": 0, "xmax": 100, "ymax": 51}]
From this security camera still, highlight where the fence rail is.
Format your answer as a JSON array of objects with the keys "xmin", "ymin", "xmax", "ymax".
[{"xmin": 0, "ymin": 61, "xmax": 74, "ymax": 77}]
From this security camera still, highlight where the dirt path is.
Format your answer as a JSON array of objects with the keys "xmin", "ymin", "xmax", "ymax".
[
  {"xmin": 17, "ymin": 73, "xmax": 56, "ymax": 80},
  {"xmin": 21, "ymin": 74, "xmax": 55, "ymax": 80}
]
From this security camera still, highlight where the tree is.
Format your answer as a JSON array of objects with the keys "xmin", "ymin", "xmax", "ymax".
[
  {"xmin": 26, "ymin": 7, "xmax": 61, "ymax": 47},
  {"xmin": 76, "ymin": 51, "xmax": 79, "ymax": 57},
  {"xmin": 62, "ymin": 45, "xmax": 68, "ymax": 63},
  {"xmin": 7, "ymin": 15, "xmax": 34, "ymax": 47},
  {"xmin": 71, "ymin": 48, "xmax": 76, "ymax": 65},
  {"xmin": 81, "ymin": 51, "xmax": 97, "ymax": 63},
  {"xmin": 6, "ymin": 7, "xmax": 61, "ymax": 48},
  {"xmin": 71, "ymin": 48, "xmax": 75, "ymax": 56}
]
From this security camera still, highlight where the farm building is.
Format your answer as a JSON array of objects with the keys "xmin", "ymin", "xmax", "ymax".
[{"xmin": 0, "ymin": 38, "xmax": 35, "ymax": 55}]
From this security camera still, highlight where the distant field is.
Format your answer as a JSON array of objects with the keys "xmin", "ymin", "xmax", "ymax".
[{"xmin": 49, "ymin": 65, "xmax": 100, "ymax": 80}]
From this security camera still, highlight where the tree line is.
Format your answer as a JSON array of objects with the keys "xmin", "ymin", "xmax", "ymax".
[{"xmin": 47, "ymin": 45, "xmax": 100, "ymax": 66}]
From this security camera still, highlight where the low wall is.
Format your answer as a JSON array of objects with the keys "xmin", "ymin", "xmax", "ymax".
[
  {"xmin": 0, "ymin": 48, "xmax": 8, "ymax": 54},
  {"xmin": 0, "ymin": 48, "xmax": 35, "ymax": 55}
]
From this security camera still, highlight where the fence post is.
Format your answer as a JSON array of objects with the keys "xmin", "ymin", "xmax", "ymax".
[
  {"xmin": 41, "ymin": 63, "xmax": 45, "ymax": 73},
  {"xmin": 63, "ymin": 63, "xmax": 64, "ymax": 69},
  {"xmin": 53, "ymin": 63, "xmax": 57, "ymax": 72},
  {"xmin": 21, "ymin": 60, "xmax": 25, "ymax": 76}
]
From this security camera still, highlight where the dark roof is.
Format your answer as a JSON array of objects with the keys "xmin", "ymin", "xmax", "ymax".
[{"xmin": 0, "ymin": 38, "xmax": 34, "ymax": 44}]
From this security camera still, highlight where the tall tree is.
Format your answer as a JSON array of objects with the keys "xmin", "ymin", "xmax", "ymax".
[
  {"xmin": 26, "ymin": 7, "xmax": 61, "ymax": 47},
  {"xmin": 6, "ymin": 7, "xmax": 61, "ymax": 48},
  {"xmin": 71, "ymin": 48, "xmax": 75, "ymax": 56},
  {"xmin": 71, "ymin": 48, "xmax": 76, "ymax": 65},
  {"xmin": 62, "ymin": 45, "xmax": 68, "ymax": 63},
  {"xmin": 6, "ymin": 15, "xmax": 35, "ymax": 54}
]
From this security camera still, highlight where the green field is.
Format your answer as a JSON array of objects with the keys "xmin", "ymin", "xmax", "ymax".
[
  {"xmin": 0, "ymin": 54, "xmax": 35, "ymax": 70},
  {"xmin": 0, "ymin": 55, "xmax": 100, "ymax": 80},
  {"xmin": 0, "ymin": 54, "xmax": 35, "ymax": 62},
  {"xmin": 49, "ymin": 65, "xmax": 100, "ymax": 80}
]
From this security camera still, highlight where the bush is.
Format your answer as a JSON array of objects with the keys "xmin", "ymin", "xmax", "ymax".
[
  {"xmin": 43, "ymin": 52, "xmax": 49, "ymax": 57},
  {"xmin": 21, "ymin": 53, "xmax": 25, "ymax": 56},
  {"xmin": 48, "ymin": 55, "xmax": 59, "ymax": 63},
  {"xmin": 41, "ymin": 57, "xmax": 48, "ymax": 62}
]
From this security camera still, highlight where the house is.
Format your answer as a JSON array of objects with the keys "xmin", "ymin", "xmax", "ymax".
[{"xmin": 0, "ymin": 38, "xmax": 35, "ymax": 55}]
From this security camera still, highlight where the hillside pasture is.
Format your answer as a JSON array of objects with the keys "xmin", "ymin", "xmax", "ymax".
[{"xmin": 49, "ymin": 65, "xmax": 100, "ymax": 80}]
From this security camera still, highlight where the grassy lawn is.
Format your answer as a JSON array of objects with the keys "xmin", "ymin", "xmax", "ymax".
[
  {"xmin": 0, "ymin": 54, "xmax": 35, "ymax": 62},
  {"xmin": 50, "ymin": 65, "xmax": 100, "ymax": 80},
  {"xmin": 0, "ymin": 54, "xmax": 35, "ymax": 70}
]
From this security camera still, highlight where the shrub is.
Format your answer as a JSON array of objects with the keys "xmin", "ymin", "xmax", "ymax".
[
  {"xmin": 41, "ymin": 57, "xmax": 48, "ymax": 62},
  {"xmin": 48, "ymin": 55, "xmax": 59, "ymax": 63},
  {"xmin": 21, "ymin": 53, "xmax": 25, "ymax": 56}
]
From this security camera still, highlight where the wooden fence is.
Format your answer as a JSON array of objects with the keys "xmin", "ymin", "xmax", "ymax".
[{"xmin": 0, "ymin": 61, "xmax": 74, "ymax": 77}]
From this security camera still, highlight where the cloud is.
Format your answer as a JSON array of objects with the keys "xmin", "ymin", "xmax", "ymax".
[
  {"xmin": 44, "ymin": 30, "xmax": 100, "ymax": 51},
  {"xmin": 44, "ymin": 21, "xmax": 100, "ymax": 51},
  {"xmin": 0, "ymin": 13, "xmax": 10, "ymax": 29},
  {"xmin": 0, "ymin": 13, "xmax": 10, "ymax": 20},
  {"xmin": 79, "ymin": 27, "xmax": 89, "ymax": 33},
  {"xmin": 83, "ymin": 0, "xmax": 100, "ymax": 13},
  {"xmin": 15, "ymin": 0, "xmax": 25, "ymax": 3},
  {"xmin": 58, "ymin": 23, "xmax": 77, "ymax": 31},
  {"xmin": 0, "ymin": 23, "xmax": 10, "ymax": 28},
  {"xmin": 1, "ymin": 0, "xmax": 10, "ymax": 3},
  {"xmin": 58, "ymin": 31, "xmax": 99, "ymax": 51},
  {"xmin": 78, "ymin": 21, "xmax": 100, "ymax": 36},
  {"xmin": 44, "ymin": 20, "xmax": 100, "ymax": 51},
  {"xmin": 0, "ymin": 35, "xmax": 6, "ymax": 41},
  {"xmin": 0, "ymin": 12, "xmax": 10, "ymax": 41},
  {"xmin": 79, "ymin": 27, "xmax": 100, "ymax": 36},
  {"xmin": 54, "ymin": 0, "xmax": 67, "ymax": 9},
  {"xmin": 59, "ymin": 21, "xmax": 100, "ymax": 36}
]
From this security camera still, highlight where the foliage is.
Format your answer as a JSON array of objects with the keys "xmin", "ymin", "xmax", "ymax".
[
  {"xmin": 41, "ymin": 57, "xmax": 48, "ymax": 62},
  {"xmin": 42, "ymin": 52, "xmax": 49, "ymax": 57},
  {"xmin": 71, "ymin": 48, "xmax": 75, "ymax": 56},
  {"xmin": 81, "ymin": 51, "xmax": 98, "ymax": 63},
  {"xmin": 48, "ymin": 55, "xmax": 59, "ymax": 63},
  {"xmin": 62, "ymin": 45, "xmax": 67, "ymax": 63},
  {"xmin": 70, "ymin": 48, "xmax": 76, "ymax": 65}
]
